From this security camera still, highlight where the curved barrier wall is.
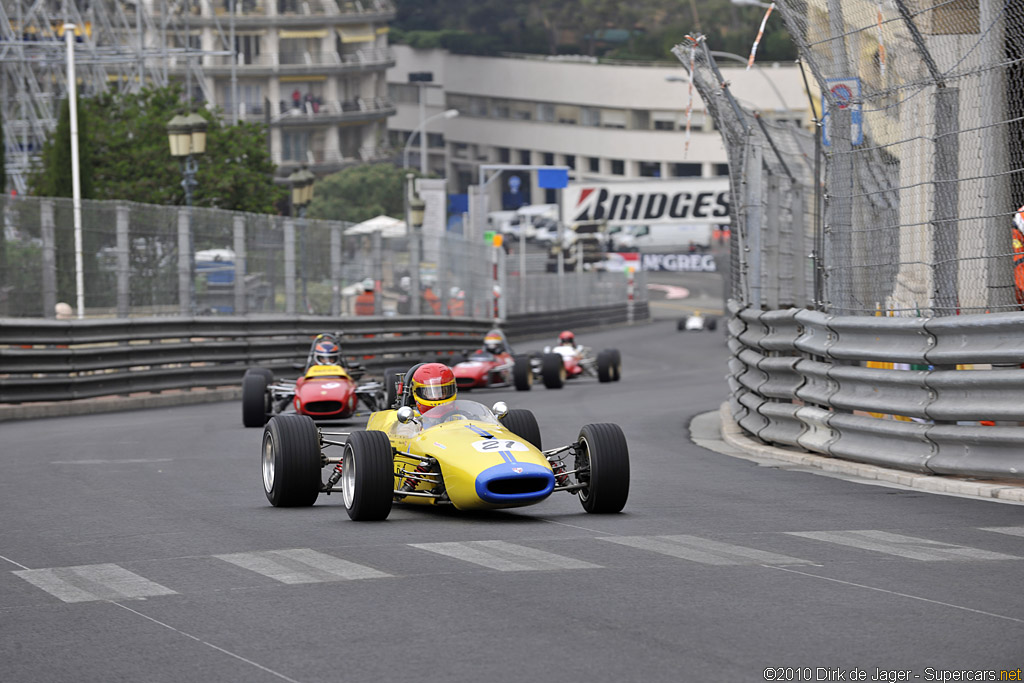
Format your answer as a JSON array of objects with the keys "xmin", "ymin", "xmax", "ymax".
[
  {"xmin": 727, "ymin": 301, "xmax": 1024, "ymax": 481},
  {"xmin": 0, "ymin": 302, "xmax": 648, "ymax": 404}
]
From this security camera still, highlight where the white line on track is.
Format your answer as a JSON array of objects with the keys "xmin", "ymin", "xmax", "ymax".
[
  {"xmin": 787, "ymin": 530, "xmax": 1021, "ymax": 561},
  {"xmin": 0, "ymin": 554, "xmax": 30, "ymax": 570},
  {"xmin": 765, "ymin": 566, "xmax": 1024, "ymax": 624},
  {"xmin": 110, "ymin": 602, "xmax": 306, "ymax": 683},
  {"xmin": 50, "ymin": 458, "xmax": 174, "ymax": 465}
]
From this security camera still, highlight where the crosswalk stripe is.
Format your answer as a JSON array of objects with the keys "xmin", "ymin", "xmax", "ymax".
[
  {"xmin": 14, "ymin": 564, "xmax": 177, "ymax": 603},
  {"xmin": 410, "ymin": 540, "xmax": 601, "ymax": 571},
  {"xmin": 980, "ymin": 526, "xmax": 1024, "ymax": 538},
  {"xmin": 787, "ymin": 530, "xmax": 1021, "ymax": 561},
  {"xmin": 214, "ymin": 549, "xmax": 391, "ymax": 584},
  {"xmin": 598, "ymin": 535, "xmax": 812, "ymax": 565}
]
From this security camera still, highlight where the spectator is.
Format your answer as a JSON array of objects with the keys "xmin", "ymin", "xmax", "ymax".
[{"xmin": 355, "ymin": 278, "xmax": 375, "ymax": 315}]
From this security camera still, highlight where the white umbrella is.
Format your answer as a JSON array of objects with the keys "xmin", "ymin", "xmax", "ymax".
[{"xmin": 345, "ymin": 214, "xmax": 407, "ymax": 237}]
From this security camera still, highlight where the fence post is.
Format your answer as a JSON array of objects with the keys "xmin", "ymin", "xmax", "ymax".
[
  {"xmin": 933, "ymin": 87, "xmax": 960, "ymax": 315},
  {"xmin": 743, "ymin": 135, "xmax": 764, "ymax": 310},
  {"xmin": 498, "ymin": 246, "xmax": 507, "ymax": 321},
  {"xmin": 790, "ymin": 183, "xmax": 808, "ymax": 308},
  {"xmin": 330, "ymin": 224, "xmax": 341, "ymax": 317},
  {"xmin": 41, "ymin": 199, "xmax": 56, "ymax": 318},
  {"xmin": 765, "ymin": 173, "xmax": 781, "ymax": 310},
  {"xmin": 233, "ymin": 214, "xmax": 247, "ymax": 315},
  {"xmin": 284, "ymin": 218, "xmax": 296, "ymax": 314},
  {"xmin": 373, "ymin": 229, "xmax": 384, "ymax": 316},
  {"xmin": 116, "ymin": 204, "xmax": 130, "ymax": 317},
  {"xmin": 826, "ymin": 105, "xmax": 853, "ymax": 314},
  {"xmin": 177, "ymin": 208, "xmax": 191, "ymax": 316}
]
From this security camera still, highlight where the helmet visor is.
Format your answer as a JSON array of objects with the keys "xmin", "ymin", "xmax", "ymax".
[{"xmin": 414, "ymin": 380, "xmax": 456, "ymax": 402}]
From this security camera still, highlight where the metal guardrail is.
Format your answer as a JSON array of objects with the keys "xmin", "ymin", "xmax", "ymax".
[
  {"xmin": 727, "ymin": 301, "xmax": 1024, "ymax": 480},
  {"xmin": 0, "ymin": 303, "xmax": 649, "ymax": 404}
]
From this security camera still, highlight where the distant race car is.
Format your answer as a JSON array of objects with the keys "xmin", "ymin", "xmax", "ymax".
[
  {"xmin": 450, "ymin": 328, "xmax": 533, "ymax": 391},
  {"xmin": 677, "ymin": 311, "xmax": 719, "ymax": 332},
  {"xmin": 241, "ymin": 333, "xmax": 386, "ymax": 427},
  {"xmin": 259, "ymin": 366, "xmax": 630, "ymax": 520},
  {"xmin": 529, "ymin": 332, "xmax": 622, "ymax": 389}
]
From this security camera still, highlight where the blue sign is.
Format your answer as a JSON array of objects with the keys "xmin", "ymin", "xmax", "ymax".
[
  {"xmin": 508, "ymin": 175, "xmax": 521, "ymax": 193},
  {"xmin": 537, "ymin": 168, "xmax": 569, "ymax": 189},
  {"xmin": 822, "ymin": 77, "xmax": 863, "ymax": 147}
]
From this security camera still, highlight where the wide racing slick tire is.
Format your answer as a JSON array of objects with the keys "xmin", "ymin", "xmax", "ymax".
[
  {"xmin": 342, "ymin": 431, "xmax": 394, "ymax": 521},
  {"xmin": 575, "ymin": 423, "xmax": 630, "ymax": 514},
  {"xmin": 501, "ymin": 409, "xmax": 542, "ymax": 450},
  {"xmin": 541, "ymin": 353, "xmax": 565, "ymax": 389},
  {"xmin": 706, "ymin": 316, "xmax": 718, "ymax": 332},
  {"xmin": 263, "ymin": 415, "xmax": 321, "ymax": 507},
  {"xmin": 384, "ymin": 367, "xmax": 403, "ymax": 410},
  {"xmin": 512, "ymin": 355, "xmax": 533, "ymax": 391},
  {"xmin": 610, "ymin": 349, "xmax": 622, "ymax": 382},
  {"xmin": 243, "ymin": 372, "xmax": 270, "ymax": 428},
  {"xmin": 245, "ymin": 366, "xmax": 275, "ymax": 383},
  {"xmin": 677, "ymin": 319, "xmax": 686, "ymax": 331},
  {"xmin": 596, "ymin": 350, "xmax": 614, "ymax": 383}
]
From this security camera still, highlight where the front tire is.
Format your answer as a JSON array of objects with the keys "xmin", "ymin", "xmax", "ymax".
[
  {"xmin": 263, "ymin": 415, "xmax": 321, "ymax": 507},
  {"xmin": 576, "ymin": 423, "xmax": 630, "ymax": 514},
  {"xmin": 500, "ymin": 409, "xmax": 542, "ymax": 450},
  {"xmin": 243, "ymin": 372, "xmax": 270, "ymax": 427},
  {"xmin": 610, "ymin": 349, "xmax": 622, "ymax": 382},
  {"xmin": 541, "ymin": 353, "xmax": 565, "ymax": 389},
  {"xmin": 597, "ymin": 350, "xmax": 614, "ymax": 383},
  {"xmin": 512, "ymin": 355, "xmax": 533, "ymax": 391},
  {"xmin": 342, "ymin": 431, "xmax": 394, "ymax": 521}
]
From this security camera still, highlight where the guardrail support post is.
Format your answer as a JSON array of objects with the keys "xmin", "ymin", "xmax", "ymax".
[
  {"xmin": 373, "ymin": 229, "xmax": 384, "ymax": 316},
  {"xmin": 330, "ymin": 224, "xmax": 341, "ymax": 317},
  {"xmin": 177, "ymin": 208, "xmax": 191, "ymax": 316},
  {"xmin": 116, "ymin": 204, "xmax": 130, "ymax": 317},
  {"xmin": 284, "ymin": 218, "xmax": 296, "ymax": 314},
  {"xmin": 41, "ymin": 199, "xmax": 57, "ymax": 318},
  {"xmin": 233, "ymin": 214, "xmax": 247, "ymax": 315}
]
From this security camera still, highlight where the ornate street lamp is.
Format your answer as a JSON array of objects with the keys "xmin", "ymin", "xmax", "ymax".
[{"xmin": 167, "ymin": 111, "xmax": 208, "ymax": 314}]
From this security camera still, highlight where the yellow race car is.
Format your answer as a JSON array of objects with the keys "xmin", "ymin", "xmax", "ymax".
[{"xmin": 260, "ymin": 368, "xmax": 630, "ymax": 521}]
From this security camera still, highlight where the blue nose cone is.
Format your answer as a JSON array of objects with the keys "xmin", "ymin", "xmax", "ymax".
[{"xmin": 475, "ymin": 462, "xmax": 555, "ymax": 506}]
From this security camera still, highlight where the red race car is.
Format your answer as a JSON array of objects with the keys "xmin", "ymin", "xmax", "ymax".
[
  {"xmin": 242, "ymin": 333, "xmax": 386, "ymax": 427},
  {"xmin": 531, "ymin": 330, "xmax": 622, "ymax": 389},
  {"xmin": 451, "ymin": 329, "xmax": 533, "ymax": 391}
]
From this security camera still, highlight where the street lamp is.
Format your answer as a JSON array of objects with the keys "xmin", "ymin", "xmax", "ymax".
[
  {"xmin": 167, "ymin": 111, "xmax": 208, "ymax": 314},
  {"xmin": 402, "ymin": 108, "xmax": 459, "ymax": 175},
  {"xmin": 288, "ymin": 165, "xmax": 316, "ymax": 312}
]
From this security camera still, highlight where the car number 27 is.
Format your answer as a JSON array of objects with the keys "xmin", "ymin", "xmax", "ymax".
[{"xmin": 472, "ymin": 439, "xmax": 528, "ymax": 453}]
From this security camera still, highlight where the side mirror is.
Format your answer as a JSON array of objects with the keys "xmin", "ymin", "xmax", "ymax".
[
  {"xmin": 491, "ymin": 401, "xmax": 508, "ymax": 418},
  {"xmin": 397, "ymin": 406, "xmax": 416, "ymax": 424}
]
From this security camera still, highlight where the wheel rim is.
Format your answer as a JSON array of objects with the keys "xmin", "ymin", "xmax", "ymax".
[
  {"xmin": 527, "ymin": 369, "xmax": 533, "ymax": 386},
  {"xmin": 342, "ymin": 447, "xmax": 356, "ymax": 508},
  {"xmin": 262, "ymin": 433, "xmax": 276, "ymax": 493},
  {"xmin": 575, "ymin": 436, "xmax": 592, "ymax": 502}
]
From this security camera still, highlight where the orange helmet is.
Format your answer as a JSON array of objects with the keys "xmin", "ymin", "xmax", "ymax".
[
  {"xmin": 313, "ymin": 338, "xmax": 340, "ymax": 366},
  {"xmin": 410, "ymin": 362, "xmax": 457, "ymax": 414},
  {"xmin": 558, "ymin": 330, "xmax": 575, "ymax": 346}
]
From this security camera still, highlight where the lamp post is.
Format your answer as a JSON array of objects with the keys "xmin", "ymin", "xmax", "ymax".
[
  {"xmin": 167, "ymin": 111, "xmax": 208, "ymax": 314},
  {"xmin": 402, "ymin": 109, "xmax": 459, "ymax": 175},
  {"xmin": 288, "ymin": 165, "xmax": 316, "ymax": 311},
  {"xmin": 404, "ymin": 173, "xmax": 426, "ymax": 315}
]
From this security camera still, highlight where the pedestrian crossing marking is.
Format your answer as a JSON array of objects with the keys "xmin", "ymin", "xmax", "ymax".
[
  {"xmin": 598, "ymin": 534, "xmax": 813, "ymax": 565},
  {"xmin": 214, "ymin": 548, "xmax": 391, "ymax": 584},
  {"xmin": 14, "ymin": 563, "xmax": 177, "ymax": 603},
  {"xmin": 979, "ymin": 526, "xmax": 1024, "ymax": 538},
  {"xmin": 787, "ymin": 530, "xmax": 1021, "ymax": 561},
  {"xmin": 409, "ymin": 540, "xmax": 602, "ymax": 571}
]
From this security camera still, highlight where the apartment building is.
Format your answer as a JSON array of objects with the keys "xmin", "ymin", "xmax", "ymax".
[{"xmin": 387, "ymin": 45, "xmax": 809, "ymax": 208}]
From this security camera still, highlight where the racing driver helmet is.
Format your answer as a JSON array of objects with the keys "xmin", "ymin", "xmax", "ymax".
[
  {"xmin": 410, "ymin": 363, "xmax": 457, "ymax": 414},
  {"xmin": 558, "ymin": 330, "xmax": 576, "ymax": 348},
  {"xmin": 313, "ymin": 337, "xmax": 341, "ymax": 366},
  {"xmin": 483, "ymin": 330, "xmax": 505, "ymax": 354}
]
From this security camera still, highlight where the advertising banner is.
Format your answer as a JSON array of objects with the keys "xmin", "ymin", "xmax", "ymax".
[{"xmin": 563, "ymin": 178, "xmax": 730, "ymax": 226}]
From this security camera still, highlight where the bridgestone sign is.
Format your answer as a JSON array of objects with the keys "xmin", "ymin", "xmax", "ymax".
[{"xmin": 563, "ymin": 179, "xmax": 730, "ymax": 226}]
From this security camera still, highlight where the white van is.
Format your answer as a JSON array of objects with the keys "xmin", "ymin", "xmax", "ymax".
[{"xmin": 610, "ymin": 223, "xmax": 715, "ymax": 251}]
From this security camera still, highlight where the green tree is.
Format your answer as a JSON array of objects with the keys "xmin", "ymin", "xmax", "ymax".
[
  {"xmin": 30, "ymin": 85, "xmax": 285, "ymax": 213},
  {"xmin": 307, "ymin": 164, "xmax": 422, "ymax": 224}
]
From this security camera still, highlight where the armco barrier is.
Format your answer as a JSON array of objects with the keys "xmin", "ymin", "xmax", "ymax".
[
  {"xmin": 727, "ymin": 303, "xmax": 1024, "ymax": 481},
  {"xmin": 0, "ymin": 303, "xmax": 649, "ymax": 405}
]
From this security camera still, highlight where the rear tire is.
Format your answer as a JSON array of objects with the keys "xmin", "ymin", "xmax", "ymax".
[
  {"xmin": 383, "ymin": 367, "xmax": 403, "ymax": 409},
  {"xmin": 243, "ymin": 372, "xmax": 270, "ymax": 428},
  {"xmin": 500, "ymin": 409, "xmax": 542, "ymax": 450},
  {"xmin": 610, "ymin": 349, "xmax": 622, "ymax": 382},
  {"xmin": 342, "ymin": 431, "xmax": 394, "ymax": 521},
  {"xmin": 541, "ymin": 353, "xmax": 565, "ymax": 389},
  {"xmin": 512, "ymin": 355, "xmax": 533, "ymax": 391},
  {"xmin": 576, "ymin": 423, "xmax": 630, "ymax": 514},
  {"xmin": 245, "ymin": 366, "xmax": 275, "ymax": 383},
  {"xmin": 706, "ymin": 316, "xmax": 718, "ymax": 332},
  {"xmin": 597, "ymin": 350, "xmax": 613, "ymax": 383},
  {"xmin": 263, "ymin": 415, "xmax": 321, "ymax": 507}
]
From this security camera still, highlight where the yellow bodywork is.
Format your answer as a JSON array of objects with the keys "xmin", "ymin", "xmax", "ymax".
[
  {"xmin": 365, "ymin": 409, "xmax": 555, "ymax": 510},
  {"xmin": 305, "ymin": 364, "xmax": 350, "ymax": 379}
]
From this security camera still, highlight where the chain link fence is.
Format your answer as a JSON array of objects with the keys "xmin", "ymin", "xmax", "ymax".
[
  {"xmin": 0, "ymin": 195, "xmax": 646, "ymax": 320},
  {"xmin": 678, "ymin": 0, "xmax": 1024, "ymax": 317}
]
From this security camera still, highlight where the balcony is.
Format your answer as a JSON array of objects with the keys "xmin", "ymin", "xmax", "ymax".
[
  {"xmin": 259, "ymin": 96, "xmax": 395, "ymax": 126},
  {"xmin": 203, "ymin": 47, "xmax": 394, "ymax": 75}
]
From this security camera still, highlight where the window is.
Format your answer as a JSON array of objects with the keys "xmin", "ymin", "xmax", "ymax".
[
  {"xmin": 543, "ymin": 152, "xmax": 554, "ymax": 165},
  {"xmin": 672, "ymin": 163, "xmax": 702, "ymax": 177},
  {"xmin": 565, "ymin": 155, "xmax": 576, "ymax": 170},
  {"xmin": 715, "ymin": 164, "xmax": 730, "ymax": 176},
  {"xmin": 282, "ymin": 130, "xmax": 310, "ymax": 162},
  {"xmin": 545, "ymin": 188, "xmax": 557, "ymax": 204},
  {"xmin": 639, "ymin": 161, "xmax": 661, "ymax": 177},
  {"xmin": 519, "ymin": 149, "xmax": 531, "ymax": 165},
  {"xmin": 581, "ymin": 107, "xmax": 600, "ymax": 127},
  {"xmin": 537, "ymin": 103, "xmax": 555, "ymax": 122},
  {"xmin": 498, "ymin": 147, "xmax": 511, "ymax": 163},
  {"xmin": 589, "ymin": 157, "xmax": 600, "ymax": 173},
  {"xmin": 234, "ymin": 34, "xmax": 262, "ymax": 65},
  {"xmin": 427, "ymin": 133, "xmax": 444, "ymax": 149},
  {"xmin": 654, "ymin": 120, "xmax": 675, "ymax": 131},
  {"xmin": 492, "ymin": 98, "xmax": 510, "ymax": 118},
  {"xmin": 631, "ymin": 110, "xmax": 650, "ymax": 130},
  {"xmin": 601, "ymin": 109, "xmax": 626, "ymax": 129},
  {"xmin": 470, "ymin": 97, "xmax": 488, "ymax": 117},
  {"xmin": 611, "ymin": 159, "xmax": 624, "ymax": 175},
  {"xmin": 448, "ymin": 94, "xmax": 471, "ymax": 114}
]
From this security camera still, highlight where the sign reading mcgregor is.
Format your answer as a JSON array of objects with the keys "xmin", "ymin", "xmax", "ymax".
[{"xmin": 564, "ymin": 179, "xmax": 730, "ymax": 226}]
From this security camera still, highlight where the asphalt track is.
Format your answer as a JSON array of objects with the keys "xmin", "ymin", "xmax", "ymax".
[{"xmin": 2, "ymin": 321, "xmax": 1023, "ymax": 683}]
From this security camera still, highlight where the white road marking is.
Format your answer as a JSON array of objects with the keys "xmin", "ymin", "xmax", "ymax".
[
  {"xmin": 410, "ymin": 540, "xmax": 601, "ymax": 571},
  {"xmin": 51, "ymin": 458, "xmax": 174, "ymax": 465},
  {"xmin": 787, "ymin": 530, "xmax": 1021, "ymax": 561},
  {"xmin": 215, "ymin": 548, "xmax": 390, "ymax": 584},
  {"xmin": 980, "ymin": 526, "xmax": 1024, "ymax": 538},
  {"xmin": 14, "ymin": 563, "xmax": 177, "ymax": 603},
  {"xmin": 599, "ymin": 535, "xmax": 812, "ymax": 565}
]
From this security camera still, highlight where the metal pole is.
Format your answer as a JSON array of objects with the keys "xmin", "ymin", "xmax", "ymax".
[
  {"xmin": 116, "ymin": 204, "xmax": 130, "ymax": 317},
  {"xmin": 181, "ymin": 155, "xmax": 198, "ymax": 314},
  {"xmin": 330, "ymin": 224, "xmax": 341, "ymax": 317},
  {"xmin": 284, "ymin": 218, "xmax": 296, "ymax": 314},
  {"xmin": 419, "ymin": 83, "xmax": 427, "ymax": 175},
  {"xmin": 299, "ymin": 205, "xmax": 308, "ymax": 313},
  {"xmin": 177, "ymin": 209, "xmax": 191, "ymax": 316},
  {"xmin": 65, "ymin": 24, "xmax": 84, "ymax": 319},
  {"xmin": 230, "ymin": 0, "xmax": 238, "ymax": 125},
  {"xmin": 518, "ymin": 226, "xmax": 526, "ymax": 316},
  {"xmin": 41, "ymin": 200, "xmax": 57, "ymax": 318},
  {"xmin": 233, "ymin": 214, "xmax": 246, "ymax": 314}
]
